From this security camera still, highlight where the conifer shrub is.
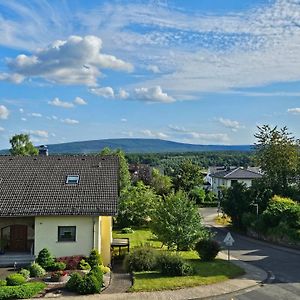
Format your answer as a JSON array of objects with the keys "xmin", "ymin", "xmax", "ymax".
[
  {"xmin": 195, "ymin": 239, "xmax": 221, "ymax": 261},
  {"xmin": 36, "ymin": 248, "xmax": 54, "ymax": 269},
  {"xmin": 6, "ymin": 274, "xmax": 26, "ymax": 286},
  {"xmin": 87, "ymin": 249, "xmax": 102, "ymax": 268}
]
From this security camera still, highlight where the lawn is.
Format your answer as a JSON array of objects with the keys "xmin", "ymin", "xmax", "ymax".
[{"xmin": 113, "ymin": 228, "xmax": 245, "ymax": 292}]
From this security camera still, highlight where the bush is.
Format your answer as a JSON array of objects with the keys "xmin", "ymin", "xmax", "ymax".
[
  {"xmin": 6, "ymin": 274, "xmax": 26, "ymax": 286},
  {"xmin": 47, "ymin": 262, "xmax": 66, "ymax": 271},
  {"xmin": 66, "ymin": 272, "xmax": 83, "ymax": 293},
  {"xmin": 124, "ymin": 246, "xmax": 157, "ymax": 272},
  {"xmin": 87, "ymin": 249, "xmax": 102, "ymax": 268},
  {"xmin": 157, "ymin": 252, "xmax": 193, "ymax": 276},
  {"xmin": 241, "ymin": 212, "xmax": 257, "ymax": 229},
  {"xmin": 195, "ymin": 239, "xmax": 221, "ymax": 261},
  {"xmin": 0, "ymin": 282, "xmax": 46, "ymax": 299},
  {"xmin": 56, "ymin": 255, "xmax": 85, "ymax": 270},
  {"xmin": 89, "ymin": 266, "xmax": 103, "ymax": 285},
  {"xmin": 78, "ymin": 274, "xmax": 101, "ymax": 295},
  {"xmin": 36, "ymin": 248, "xmax": 54, "ymax": 269},
  {"xmin": 100, "ymin": 265, "xmax": 110, "ymax": 274},
  {"xmin": 18, "ymin": 269, "xmax": 30, "ymax": 280},
  {"xmin": 78, "ymin": 259, "xmax": 91, "ymax": 270},
  {"xmin": 121, "ymin": 227, "xmax": 134, "ymax": 234},
  {"xmin": 29, "ymin": 263, "xmax": 46, "ymax": 278},
  {"xmin": 0, "ymin": 280, "xmax": 6, "ymax": 286}
]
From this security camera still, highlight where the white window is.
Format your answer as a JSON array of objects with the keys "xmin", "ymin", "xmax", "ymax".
[{"xmin": 66, "ymin": 175, "xmax": 79, "ymax": 184}]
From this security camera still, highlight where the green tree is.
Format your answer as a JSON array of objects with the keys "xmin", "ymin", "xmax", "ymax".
[
  {"xmin": 117, "ymin": 181, "xmax": 159, "ymax": 227},
  {"xmin": 151, "ymin": 190, "xmax": 207, "ymax": 250},
  {"xmin": 222, "ymin": 182, "xmax": 252, "ymax": 229},
  {"xmin": 9, "ymin": 134, "xmax": 38, "ymax": 156},
  {"xmin": 99, "ymin": 147, "xmax": 131, "ymax": 191},
  {"xmin": 189, "ymin": 186, "xmax": 206, "ymax": 204},
  {"xmin": 172, "ymin": 160, "xmax": 204, "ymax": 193},
  {"xmin": 254, "ymin": 125, "xmax": 299, "ymax": 196},
  {"xmin": 150, "ymin": 168, "xmax": 173, "ymax": 196}
]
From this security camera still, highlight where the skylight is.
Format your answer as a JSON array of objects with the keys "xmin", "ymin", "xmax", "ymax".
[{"xmin": 66, "ymin": 175, "xmax": 79, "ymax": 184}]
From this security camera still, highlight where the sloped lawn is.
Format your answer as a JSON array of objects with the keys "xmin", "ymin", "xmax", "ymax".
[{"xmin": 113, "ymin": 229, "xmax": 245, "ymax": 292}]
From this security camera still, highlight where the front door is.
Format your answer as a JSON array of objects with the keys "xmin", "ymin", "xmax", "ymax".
[{"xmin": 10, "ymin": 225, "xmax": 27, "ymax": 252}]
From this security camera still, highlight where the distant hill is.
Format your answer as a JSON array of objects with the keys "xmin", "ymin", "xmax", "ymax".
[{"xmin": 0, "ymin": 138, "xmax": 253, "ymax": 155}]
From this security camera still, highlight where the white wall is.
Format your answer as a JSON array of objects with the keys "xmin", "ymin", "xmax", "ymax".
[{"xmin": 34, "ymin": 216, "xmax": 100, "ymax": 257}]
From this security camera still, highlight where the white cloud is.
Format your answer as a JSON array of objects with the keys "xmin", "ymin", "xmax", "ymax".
[
  {"xmin": 218, "ymin": 118, "xmax": 243, "ymax": 131},
  {"xmin": 134, "ymin": 86, "xmax": 175, "ymax": 103},
  {"xmin": 0, "ymin": 72, "xmax": 24, "ymax": 83},
  {"xmin": 74, "ymin": 96, "xmax": 87, "ymax": 105},
  {"xmin": 29, "ymin": 112, "xmax": 42, "ymax": 117},
  {"xmin": 49, "ymin": 97, "xmax": 74, "ymax": 108},
  {"xmin": 0, "ymin": 127, "xmax": 5, "ymax": 132},
  {"xmin": 118, "ymin": 89, "xmax": 129, "ymax": 99},
  {"xmin": 121, "ymin": 118, "xmax": 127, "ymax": 122},
  {"xmin": 140, "ymin": 129, "xmax": 168, "ymax": 139},
  {"xmin": 21, "ymin": 117, "xmax": 27, "ymax": 121},
  {"xmin": 89, "ymin": 87, "xmax": 115, "ymax": 98},
  {"xmin": 19, "ymin": 108, "xmax": 24, "ymax": 113},
  {"xmin": 0, "ymin": 105, "xmax": 9, "ymax": 119},
  {"xmin": 2, "ymin": 35, "xmax": 133, "ymax": 85},
  {"xmin": 287, "ymin": 108, "xmax": 300, "ymax": 115},
  {"xmin": 61, "ymin": 118, "xmax": 79, "ymax": 124},
  {"xmin": 28, "ymin": 130, "xmax": 48, "ymax": 138},
  {"xmin": 168, "ymin": 125, "xmax": 230, "ymax": 143},
  {"xmin": 146, "ymin": 65, "xmax": 160, "ymax": 73}
]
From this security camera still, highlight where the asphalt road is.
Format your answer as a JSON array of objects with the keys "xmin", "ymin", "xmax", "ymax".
[{"xmin": 200, "ymin": 208, "xmax": 300, "ymax": 300}]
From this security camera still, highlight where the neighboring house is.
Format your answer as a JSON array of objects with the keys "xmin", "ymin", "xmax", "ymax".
[
  {"xmin": 209, "ymin": 166, "xmax": 262, "ymax": 193},
  {"xmin": 0, "ymin": 155, "xmax": 119, "ymax": 266}
]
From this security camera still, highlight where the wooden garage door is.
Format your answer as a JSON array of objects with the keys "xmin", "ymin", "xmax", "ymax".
[{"xmin": 10, "ymin": 225, "xmax": 27, "ymax": 252}]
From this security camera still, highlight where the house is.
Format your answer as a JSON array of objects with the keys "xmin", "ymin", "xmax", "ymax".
[
  {"xmin": 0, "ymin": 155, "xmax": 119, "ymax": 266},
  {"xmin": 209, "ymin": 166, "xmax": 262, "ymax": 193}
]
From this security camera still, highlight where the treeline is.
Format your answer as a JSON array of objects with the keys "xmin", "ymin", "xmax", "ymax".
[{"xmin": 126, "ymin": 151, "xmax": 254, "ymax": 171}]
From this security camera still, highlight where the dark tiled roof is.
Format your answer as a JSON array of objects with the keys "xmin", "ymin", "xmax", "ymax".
[
  {"xmin": 0, "ymin": 155, "xmax": 119, "ymax": 217},
  {"xmin": 211, "ymin": 167, "xmax": 262, "ymax": 179}
]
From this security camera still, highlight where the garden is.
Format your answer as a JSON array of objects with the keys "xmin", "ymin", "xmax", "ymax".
[{"xmin": 0, "ymin": 248, "xmax": 110, "ymax": 299}]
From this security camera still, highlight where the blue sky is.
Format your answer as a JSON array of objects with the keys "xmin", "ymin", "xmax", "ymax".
[{"xmin": 1, "ymin": 0, "xmax": 300, "ymax": 149}]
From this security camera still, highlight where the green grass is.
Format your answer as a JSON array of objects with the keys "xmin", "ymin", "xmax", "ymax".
[
  {"xmin": 113, "ymin": 228, "xmax": 164, "ymax": 249},
  {"xmin": 113, "ymin": 228, "xmax": 245, "ymax": 292}
]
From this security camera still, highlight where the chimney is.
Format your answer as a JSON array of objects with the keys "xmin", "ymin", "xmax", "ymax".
[{"xmin": 38, "ymin": 145, "xmax": 48, "ymax": 156}]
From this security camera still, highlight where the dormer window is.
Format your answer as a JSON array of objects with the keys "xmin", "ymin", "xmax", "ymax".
[{"xmin": 66, "ymin": 175, "xmax": 79, "ymax": 184}]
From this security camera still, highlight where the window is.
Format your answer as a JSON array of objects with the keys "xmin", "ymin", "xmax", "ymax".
[
  {"xmin": 58, "ymin": 226, "xmax": 76, "ymax": 242},
  {"xmin": 66, "ymin": 175, "xmax": 79, "ymax": 184},
  {"xmin": 231, "ymin": 179, "xmax": 238, "ymax": 186}
]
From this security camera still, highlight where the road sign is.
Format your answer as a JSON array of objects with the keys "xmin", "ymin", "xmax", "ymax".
[{"xmin": 223, "ymin": 232, "xmax": 235, "ymax": 247}]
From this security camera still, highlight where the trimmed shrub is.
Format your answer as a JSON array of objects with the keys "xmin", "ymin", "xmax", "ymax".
[
  {"xmin": 89, "ymin": 266, "xmax": 103, "ymax": 285},
  {"xmin": 121, "ymin": 227, "xmax": 134, "ymax": 234},
  {"xmin": 124, "ymin": 245, "xmax": 157, "ymax": 272},
  {"xmin": 157, "ymin": 252, "xmax": 193, "ymax": 276},
  {"xmin": 66, "ymin": 272, "xmax": 83, "ymax": 293},
  {"xmin": 78, "ymin": 259, "xmax": 91, "ymax": 270},
  {"xmin": 36, "ymin": 248, "xmax": 54, "ymax": 269},
  {"xmin": 100, "ymin": 265, "xmax": 110, "ymax": 274},
  {"xmin": 6, "ymin": 274, "xmax": 26, "ymax": 286},
  {"xmin": 87, "ymin": 249, "xmax": 102, "ymax": 268},
  {"xmin": 0, "ymin": 282, "xmax": 46, "ymax": 299},
  {"xmin": 18, "ymin": 269, "xmax": 30, "ymax": 280},
  {"xmin": 78, "ymin": 274, "xmax": 101, "ymax": 295},
  {"xmin": 29, "ymin": 263, "xmax": 46, "ymax": 278},
  {"xmin": 0, "ymin": 279, "xmax": 6, "ymax": 286},
  {"xmin": 195, "ymin": 239, "xmax": 221, "ymax": 261},
  {"xmin": 47, "ymin": 262, "xmax": 66, "ymax": 271}
]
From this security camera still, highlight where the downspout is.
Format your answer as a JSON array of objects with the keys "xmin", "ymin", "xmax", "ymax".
[{"xmin": 92, "ymin": 217, "xmax": 96, "ymax": 249}]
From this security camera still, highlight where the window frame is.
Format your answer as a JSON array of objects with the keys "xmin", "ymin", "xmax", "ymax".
[
  {"xmin": 66, "ymin": 175, "xmax": 80, "ymax": 184},
  {"xmin": 57, "ymin": 226, "xmax": 76, "ymax": 242}
]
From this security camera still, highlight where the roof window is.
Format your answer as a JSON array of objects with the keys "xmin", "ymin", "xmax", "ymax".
[{"xmin": 66, "ymin": 175, "xmax": 79, "ymax": 184}]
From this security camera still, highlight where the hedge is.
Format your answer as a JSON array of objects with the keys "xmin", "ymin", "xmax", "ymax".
[{"xmin": 0, "ymin": 282, "xmax": 46, "ymax": 299}]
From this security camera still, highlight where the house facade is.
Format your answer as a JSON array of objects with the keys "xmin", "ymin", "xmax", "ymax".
[
  {"xmin": 0, "ymin": 155, "xmax": 119, "ymax": 266},
  {"xmin": 210, "ymin": 166, "xmax": 262, "ymax": 193}
]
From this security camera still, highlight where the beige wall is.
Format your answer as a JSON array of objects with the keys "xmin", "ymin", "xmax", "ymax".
[
  {"xmin": 212, "ymin": 178, "xmax": 253, "ymax": 193},
  {"xmin": 101, "ymin": 216, "xmax": 112, "ymax": 266},
  {"xmin": 34, "ymin": 216, "xmax": 97, "ymax": 257}
]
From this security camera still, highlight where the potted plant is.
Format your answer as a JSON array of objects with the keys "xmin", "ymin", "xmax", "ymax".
[{"xmin": 50, "ymin": 270, "xmax": 69, "ymax": 282}]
